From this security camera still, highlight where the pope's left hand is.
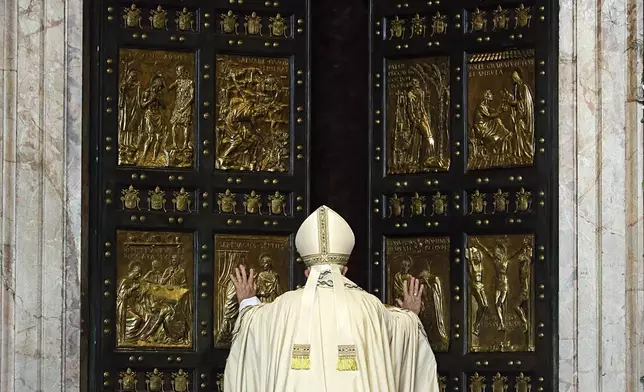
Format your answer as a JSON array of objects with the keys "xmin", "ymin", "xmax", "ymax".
[{"xmin": 231, "ymin": 265, "xmax": 256, "ymax": 303}]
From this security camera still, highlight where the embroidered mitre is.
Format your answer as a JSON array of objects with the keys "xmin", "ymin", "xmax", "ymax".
[{"xmin": 295, "ymin": 205, "xmax": 355, "ymax": 267}]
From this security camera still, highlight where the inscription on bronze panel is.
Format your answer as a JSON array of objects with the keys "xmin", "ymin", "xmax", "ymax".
[
  {"xmin": 386, "ymin": 237, "xmax": 450, "ymax": 352},
  {"xmin": 116, "ymin": 231, "xmax": 194, "ymax": 349},
  {"xmin": 118, "ymin": 49, "xmax": 195, "ymax": 168},
  {"xmin": 213, "ymin": 234, "xmax": 289, "ymax": 347},
  {"xmin": 467, "ymin": 50, "xmax": 536, "ymax": 170},
  {"xmin": 215, "ymin": 55, "xmax": 290, "ymax": 172},
  {"xmin": 466, "ymin": 234, "xmax": 534, "ymax": 352},
  {"xmin": 386, "ymin": 57, "xmax": 451, "ymax": 174}
]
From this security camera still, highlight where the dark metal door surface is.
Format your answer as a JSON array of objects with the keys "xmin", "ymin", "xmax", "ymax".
[
  {"xmin": 368, "ymin": 0, "xmax": 558, "ymax": 390},
  {"xmin": 87, "ymin": 1, "xmax": 311, "ymax": 390}
]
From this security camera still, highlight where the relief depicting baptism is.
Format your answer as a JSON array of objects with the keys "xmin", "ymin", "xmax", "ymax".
[
  {"xmin": 118, "ymin": 49, "xmax": 195, "ymax": 168},
  {"xmin": 386, "ymin": 57, "xmax": 451, "ymax": 174},
  {"xmin": 467, "ymin": 50, "xmax": 536, "ymax": 170},
  {"xmin": 213, "ymin": 234, "xmax": 289, "ymax": 347},
  {"xmin": 215, "ymin": 55, "xmax": 291, "ymax": 172},
  {"xmin": 386, "ymin": 237, "xmax": 450, "ymax": 352},
  {"xmin": 115, "ymin": 231, "xmax": 194, "ymax": 349},
  {"xmin": 466, "ymin": 234, "xmax": 534, "ymax": 352}
]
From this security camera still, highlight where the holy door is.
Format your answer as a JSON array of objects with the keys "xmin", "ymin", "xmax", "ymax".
[
  {"xmin": 87, "ymin": 1, "xmax": 311, "ymax": 390},
  {"xmin": 368, "ymin": 0, "xmax": 558, "ymax": 391}
]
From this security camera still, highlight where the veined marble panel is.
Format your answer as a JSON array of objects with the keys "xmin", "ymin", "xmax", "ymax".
[
  {"xmin": 558, "ymin": 0, "xmax": 644, "ymax": 391},
  {"xmin": 0, "ymin": 0, "xmax": 83, "ymax": 389}
]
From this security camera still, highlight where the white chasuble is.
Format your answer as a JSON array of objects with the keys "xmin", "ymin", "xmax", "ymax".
[
  {"xmin": 224, "ymin": 206, "xmax": 439, "ymax": 392},
  {"xmin": 224, "ymin": 277, "xmax": 439, "ymax": 392}
]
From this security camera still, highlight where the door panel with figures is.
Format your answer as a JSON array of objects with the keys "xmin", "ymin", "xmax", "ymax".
[
  {"xmin": 87, "ymin": 0, "xmax": 311, "ymax": 390},
  {"xmin": 369, "ymin": 0, "xmax": 557, "ymax": 391}
]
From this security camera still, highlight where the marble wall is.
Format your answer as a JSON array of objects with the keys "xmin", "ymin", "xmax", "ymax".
[
  {"xmin": 0, "ymin": 0, "xmax": 83, "ymax": 390},
  {"xmin": 558, "ymin": 0, "xmax": 644, "ymax": 391},
  {"xmin": 0, "ymin": 0, "xmax": 643, "ymax": 390}
]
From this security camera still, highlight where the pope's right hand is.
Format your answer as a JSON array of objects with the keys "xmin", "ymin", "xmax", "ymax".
[
  {"xmin": 231, "ymin": 265, "xmax": 256, "ymax": 303},
  {"xmin": 396, "ymin": 277, "xmax": 424, "ymax": 315}
]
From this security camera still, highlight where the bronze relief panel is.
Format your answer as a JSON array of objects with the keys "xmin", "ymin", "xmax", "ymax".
[
  {"xmin": 386, "ymin": 57, "xmax": 451, "ymax": 174},
  {"xmin": 215, "ymin": 54, "xmax": 291, "ymax": 172},
  {"xmin": 467, "ymin": 49, "xmax": 536, "ymax": 170},
  {"xmin": 115, "ymin": 230, "xmax": 194, "ymax": 349},
  {"xmin": 118, "ymin": 49, "xmax": 196, "ymax": 168},
  {"xmin": 466, "ymin": 234, "xmax": 534, "ymax": 352},
  {"xmin": 213, "ymin": 234, "xmax": 290, "ymax": 347},
  {"xmin": 386, "ymin": 236, "xmax": 450, "ymax": 352}
]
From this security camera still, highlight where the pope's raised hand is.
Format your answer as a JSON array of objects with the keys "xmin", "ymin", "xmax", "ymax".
[
  {"xmin": 396, "ymin": 277, "xmax": 424, "ymax": 315},
  {"xmin": 230, "ymin": 264, "xmax": 256, "ymax": 303}
]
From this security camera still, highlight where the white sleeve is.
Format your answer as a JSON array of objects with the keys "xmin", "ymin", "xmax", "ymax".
[{"xmin": 239, "ymin": 296, "xmax": 261, "ymax": 311}]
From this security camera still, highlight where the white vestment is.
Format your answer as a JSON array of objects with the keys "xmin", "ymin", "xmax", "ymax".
[{"xmin": 224, "ymin": 206, "xmax": 439, "ymax": 392}]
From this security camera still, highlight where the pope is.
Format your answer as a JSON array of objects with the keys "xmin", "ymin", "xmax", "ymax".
[{"xmin": 224, "ymin": 205, "xmax": 440, "ymax": 391}]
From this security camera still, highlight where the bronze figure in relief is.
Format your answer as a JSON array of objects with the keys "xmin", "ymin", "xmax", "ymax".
[
  {"xmin": 469, "ymin": 373, "xmax": 486, "ymax": 392},
  {"xmin": 268, "ymin": 191, "xmax": 287, "ymax": 215},
  {"xmin": 469, "ymin": 190, "xmax": 487, "ymax": 215},
  {"xmin": 172, "ymin": 188, "xmax": 192, "ymax": 212},
  {"xmin": 121, "ymin": 185, "xmax": 141, "ymax": 210},
  {"xmin": 492, "ymin": 372, "xmax": 509, "ymax": 392},
  {"xmin": 150, "ymin": 6, "xmax": 169, "ymax": 30},
  {"xmin": 175, "ymin": 8, "xmax": 195, "ymax": 32},
  {"xmin": 217, "ymin": 189, "xmax": 237, "ymax": 214},
  {"xmin": 243, "ymin": 191, "xmax": 263, "ymax": 215},
  {"xmin": 245, "ymin": 12, "xmax": 263, "ymax": 36},
  {"xmin": 410, "ymin": 14, "xmax": 427, "ymax": 38},
  {"xmin": 171, "ymin": 369, "xmax": 189, "ymax": 392},
  {"xmin": 491, "ymin": 189, "xmax": 509, "ymax": 214},
  {"xmin": 118, "ymin": 49, "xmax": 195, "ymax": 168},
  {"xmin": 410, "ymin": 193, "xmax": 426, "ymax": 217},
  {"xmin": 515, "ymin": 373, "xmax": 532, "ymax": 392},
  {"xmin": 216, "ymin": 374, "xmax": 224, "ymax": 392},
  {"xmin": 438, "ymin": 376, "xmax": 447, "ymax": 392},
  {"xmin": 116, "ymin": 231, "xmax": 194, "ymax": 348},
  {"xmin": 148, "ymin": 186, "xmax": 167, "ymax": 212},
  {"xmin": 386, "ymin": 237, "xmax": 450, "ymax": 352},
  {"xmin": 146, "ymin": 369, "xmax": 164, "ymax": 392},
  {"xmin": 493, "ymin": 6, "xmax": 510, "ymax": 30},
  {"xmin": 213, "ymin": 234, "xmax": 289, "ymax": 347},
  {"xmin": 388, "ymin": 194, "xmax": 405, "ymax": 217},
  {"xmin": 467, "ymin": 50, "xmax": 536, "ymax": 170},
  {"xmin": 431, "ymin": 12, "xmax": 448, "ymax": 35},
  {"xmin": 119, "ymin": 368, "xmax": 138, "ymax": 391},
  {"xmin": 269, "ymin": 14, "xmax": 288, "ymax": 38},
  {"xmin": 514, "ymin": 4, "xmax": 532, "ymax": 29},
  {"xmin": 221, "ymin": 10, "xmax": 240, "ymax": 35},
  {"xmin": 466, "ymin": 246, "xmax": 488, "ymax": 336},
  {"xmin": 386, "ymin": 57, "xmax": 450, "ymax": 174},
  {"xmin": 467, "ymin": 234, "xmax": 534, "ymax": 352},
  {"xmin": 167, "ymin": 63, "xmax": 195, "ymax": 165},
  {"xmin": 123, "ymin": 4, "xmax": 142, "ymax": 29},
  {"xmin": 515, "ymin": 188, "xmax": 532, "ymax": 213},
  {"xmin": 431, "ymin": 192, "xmax": 448, "ymax": 216},
  {"xmin": 389, "ymin": 16, "xmax": 406, "ymax": 39},
  {"xmin": 215, "ymin": 55, "xmax": 290, "ymax": 172},
  {"xmin": 469, "ymin": 8, "xmax": 487, "ymax": 32},
  {"xmin": 256, "ymin": 253, "xmax": 282, "ymax": 303}
]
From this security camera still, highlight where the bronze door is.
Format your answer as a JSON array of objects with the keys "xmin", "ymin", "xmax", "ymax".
[
  {"xmin": 369, "ymin": 0, "xmax": 557, "ymax": 391},
  {"xmin": 87, "ymin": 0, "xmax": 311, "ymax": 390}
]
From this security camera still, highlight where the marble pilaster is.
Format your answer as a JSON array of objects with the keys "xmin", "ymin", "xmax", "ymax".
[
  {"xmin": 558, "ymin": 0, "xmax": 644, "ymax": 390},
  {"xmin": 0, "ymin": 0, "xmax": 83, "ymax": 390}
]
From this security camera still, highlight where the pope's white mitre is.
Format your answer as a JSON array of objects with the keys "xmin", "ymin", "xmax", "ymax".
[{"xmin": 295, "ymin": 206, "xmax": 355, "ymax": 266}]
